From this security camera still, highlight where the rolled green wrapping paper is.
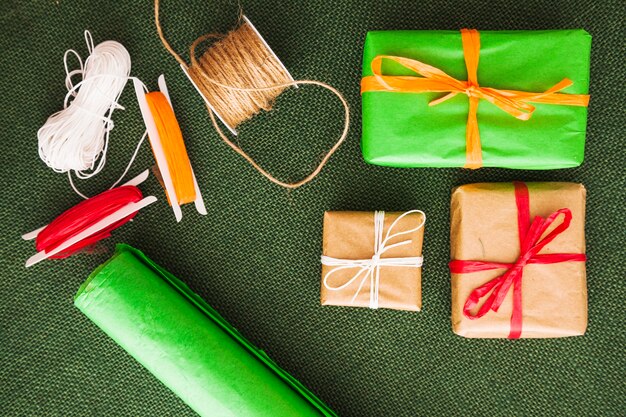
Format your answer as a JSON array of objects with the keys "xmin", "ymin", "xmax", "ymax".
[{"xmin": 75, "ymin": 244, "xmax": 335, "ymax": 417}]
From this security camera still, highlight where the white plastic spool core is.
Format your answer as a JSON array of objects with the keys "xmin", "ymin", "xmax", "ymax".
[{"xmin": 180, "ymin": 15, "xmax": 296, "ymax": 136}]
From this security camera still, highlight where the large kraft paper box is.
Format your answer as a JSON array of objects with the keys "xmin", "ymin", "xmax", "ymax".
[
  {"xmin": 450, "ymin": 182, "xmax": 587, "ymax": 338},
  {"xmin": 321, "ymin": 211, "xmax": 424, "ymax": 311}
]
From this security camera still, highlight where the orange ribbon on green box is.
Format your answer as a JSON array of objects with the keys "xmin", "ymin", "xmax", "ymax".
[{"xmin": 361, "ymin": 29, "xmax": 591, "ymax": 169}]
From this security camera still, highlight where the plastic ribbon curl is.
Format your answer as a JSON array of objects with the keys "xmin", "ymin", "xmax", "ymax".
[
  {"xmin": 321, "ymin": 210, "xmax": 425, "ymax": 309},
  {"xmin": 360, "ymin": 29, "xmax": 590, "ymax": 169},
  {"xmin": 449, "ymin": 182, "xmax": 587, "ymax": 339}
]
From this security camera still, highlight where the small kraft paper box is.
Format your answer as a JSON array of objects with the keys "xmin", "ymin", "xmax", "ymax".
[
  {"xmin": 361, "ymin": 29, "xmax": 591, "ymax": 169},
  {"xmin": 449, "ymin": 182, "xmax": 587, "ymax": 339},
  {"xmin": 321, "ymin": 211, "xmax": 425, "ymax": 311}
]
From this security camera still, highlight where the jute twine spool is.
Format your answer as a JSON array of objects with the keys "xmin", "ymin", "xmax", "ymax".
[{"xmin": 154, "ymin": 0, "xmax": 350, "ymax": 189}]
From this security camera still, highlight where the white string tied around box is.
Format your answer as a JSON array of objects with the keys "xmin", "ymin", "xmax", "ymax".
[
  {"xmin": 38, "ymin": 30, "xmax": 147, "ymax": 199},
  {"xmin": 321, "ymin": 210, "xmax": 425, "ymax": 309}
]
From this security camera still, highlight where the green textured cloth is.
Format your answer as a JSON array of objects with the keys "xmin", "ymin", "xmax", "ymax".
[
  {"xmin": 75, "ymin": 244, "xmax": 335, "ymax": 417},
  {"xmin": 361, "ymin": 30, "xmax": 590, "ymax": 168},
  {"xmin": 0, "ymin": 0, "xmax": 624, "ymax": 416}
]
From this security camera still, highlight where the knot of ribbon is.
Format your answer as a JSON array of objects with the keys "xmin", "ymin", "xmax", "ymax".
[
  {"xmin": 360, "ymin": 29, "xmax": 590, "ymax": 169},
  {"xmin": 321, "ymin": 210, "xmax": 425, "ymax": 309},
  {"xmin": 449, "ymin": 182, "xmax": 586, "ymax": 339}
]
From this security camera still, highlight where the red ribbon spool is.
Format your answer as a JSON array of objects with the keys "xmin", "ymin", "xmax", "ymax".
[{"xmin": 35, "ymin": 185, "xmax": 143, "ymax": 258}]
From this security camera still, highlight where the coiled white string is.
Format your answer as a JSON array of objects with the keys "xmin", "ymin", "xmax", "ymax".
[{"xmin": 38, "ymin": 30, "xmax": 147, "ymax": 198}]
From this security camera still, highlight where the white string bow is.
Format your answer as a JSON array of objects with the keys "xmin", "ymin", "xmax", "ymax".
[{"xmin": 321, "ymin": 210, "xmax": 425, "ymax": 309}]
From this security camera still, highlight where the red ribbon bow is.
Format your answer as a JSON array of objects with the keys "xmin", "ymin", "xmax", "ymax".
[{"xmin": 449, "ymin": 182, "xmax": 586, "ymax": 339}]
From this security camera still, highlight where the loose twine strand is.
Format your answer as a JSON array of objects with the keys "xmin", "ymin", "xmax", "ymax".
[{"xmin": 154, "ymin": 0, "xmax": 350, "ymax": 189}]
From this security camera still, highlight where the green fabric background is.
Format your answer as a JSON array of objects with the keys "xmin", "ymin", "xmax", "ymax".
[{"xmin": 0, "ymin": 0, "xmax": 623, "ymax": 416}]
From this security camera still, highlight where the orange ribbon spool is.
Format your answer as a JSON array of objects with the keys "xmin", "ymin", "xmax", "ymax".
[
  {"xmin": 361, "ymin": 29, "xmax": 590, "ymax": 169},
  {"xmin": 145, "ymin": 91, "xmax": 196, "ymax": 205}
]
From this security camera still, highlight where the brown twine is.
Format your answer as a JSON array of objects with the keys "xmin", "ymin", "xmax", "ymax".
[{"xmin": 154, "ymin": 0, "xmax": 350, "ymax": 189}]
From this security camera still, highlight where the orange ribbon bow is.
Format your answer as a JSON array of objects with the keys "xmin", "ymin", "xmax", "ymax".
[{"xmin": 360, "ymin": 29, "xmax": 590, "ymax": 168}]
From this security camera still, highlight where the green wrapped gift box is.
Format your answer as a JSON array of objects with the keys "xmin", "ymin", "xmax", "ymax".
[
  {"xmin": 361, "ymin": 29, "xmax": 591, "ymax": 169},
  {"xmin": 75, "ymin": 245, "xmax": 335, "ymax": 417}
]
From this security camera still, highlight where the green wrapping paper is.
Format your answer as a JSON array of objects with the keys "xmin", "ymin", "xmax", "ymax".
[
  {"xmin": 74, "ymin": 245, "xmax": 335, "ymax": 417},
  {"xmin": 361, "ymin": 30, "xmax": 591, "ymax": 169}
]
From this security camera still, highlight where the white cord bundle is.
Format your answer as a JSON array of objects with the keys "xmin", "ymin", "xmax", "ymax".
[{"xmin": 38, "ymin": 31, "xmax": 140, "ymax": 197}]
